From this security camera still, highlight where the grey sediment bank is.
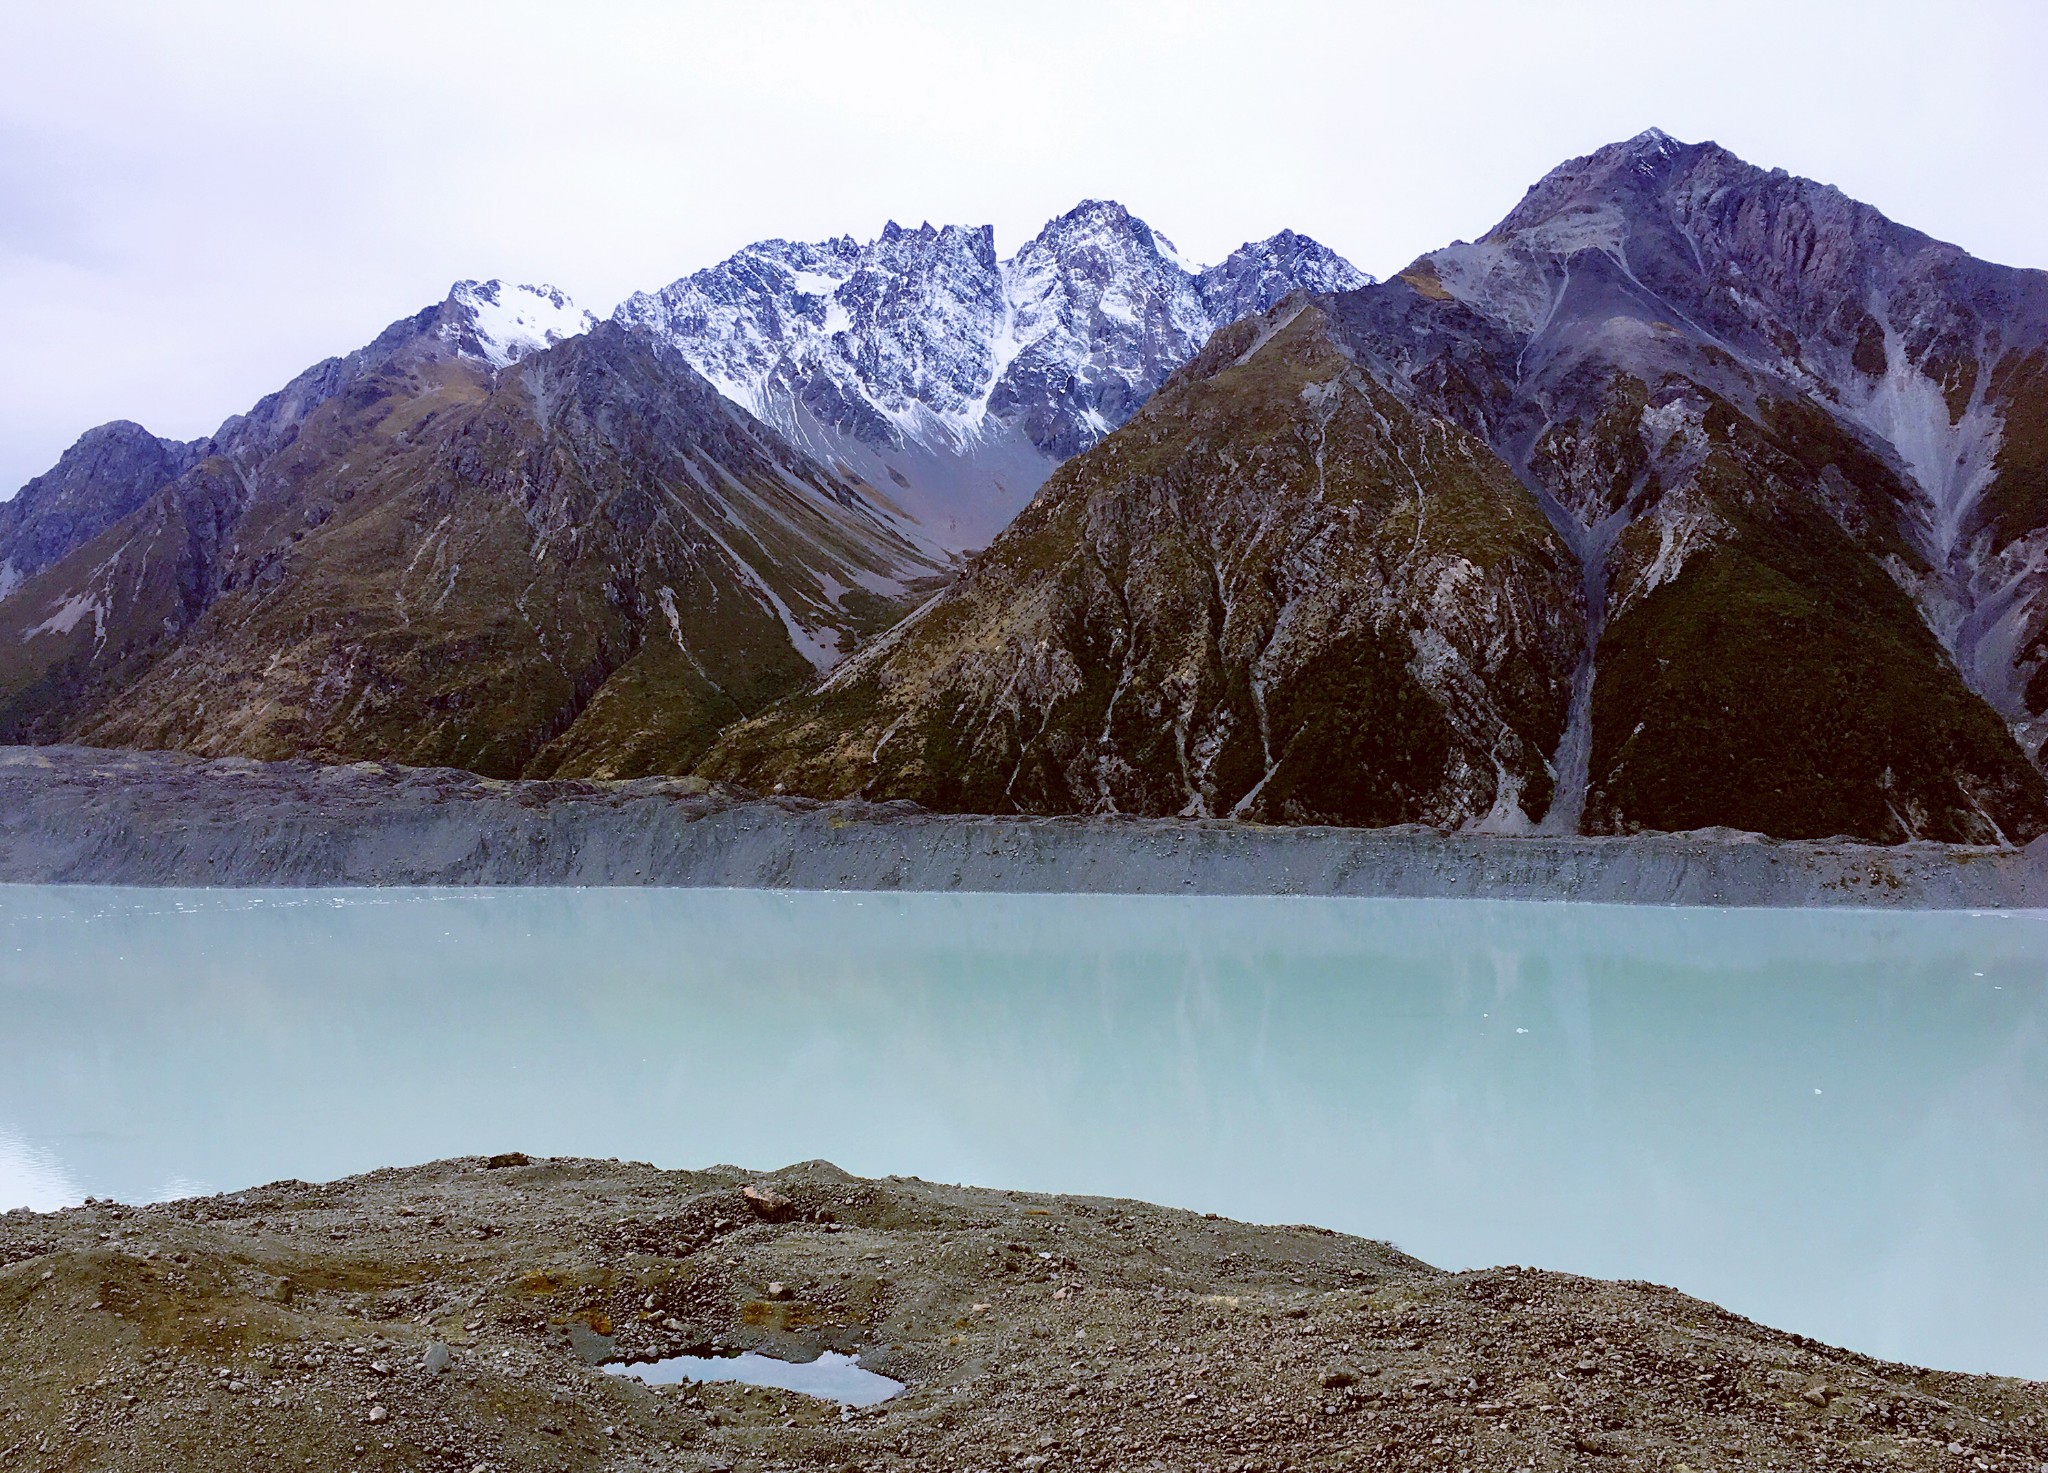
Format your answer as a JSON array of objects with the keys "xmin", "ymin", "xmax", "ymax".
[{"xmin": 1, "ymin": 743, "xmax": 2043, "ymax": 907}]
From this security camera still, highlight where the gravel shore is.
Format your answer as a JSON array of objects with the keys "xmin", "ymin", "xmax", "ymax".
[
  {"xmin": 1, "ymin": 744, "xmax": 2044, "ymax": 906},
  {"xmin": 4, "ymin": 1158, "xmax": 2045, "ymax": 1473}
]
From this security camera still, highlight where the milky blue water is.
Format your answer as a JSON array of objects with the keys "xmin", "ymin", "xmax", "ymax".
[
  {"xmin": 605, "ymin": 1350, "xmax": 903, "ymax": 1405},
  {"xmin": 1, "ymin": 887, "xmax": 2042, "ymax": 1378}
]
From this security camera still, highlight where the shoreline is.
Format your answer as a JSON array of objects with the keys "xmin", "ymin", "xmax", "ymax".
[{"xmin": 2, "ymin": 743, "xmax": 2045, "ymax": 907}]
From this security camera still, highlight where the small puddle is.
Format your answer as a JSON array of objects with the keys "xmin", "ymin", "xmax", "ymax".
[{"xmin": 605, "ymin": 1350, "xmax": 903, "ymax": 1406}]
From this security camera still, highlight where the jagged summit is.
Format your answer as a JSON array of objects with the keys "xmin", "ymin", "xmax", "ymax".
[
  {"xmin": 614, "ymin": 202, "xmax": 1370, "ymax": 549},
  {"xmin": 1619, "ymin": 126, "xmax": 1685, "ymax": 160},
  {"xmin": 1028, "ymin": 198, "xmax": 1192, "ymax": 268}
]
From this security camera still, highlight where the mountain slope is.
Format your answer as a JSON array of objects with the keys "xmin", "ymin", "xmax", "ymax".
[
  {"xmin": 0, "ymin": 293, "xmax": 939, "ymax": 779},
  {"xmin": 707, "ymin": 135, "xmax": 2048, "ymax": 843},
  {"xmin": 0, "ymin": 422, "xmax": 203, "ymax": 600},
  {"xmin": 0, "ymin": 280, "xmax": 599, "ymax": 600},
  {"xmin": 613, "ymin": 203, "xmax": 1370, "ymax": 551},
  {"xmin": 701, "ymin": 303, "xmax": 1582, "ymax": 828},
  {"xmin": 1454, "ymin": 131, "xmax": 2045, "ymax": 747}
]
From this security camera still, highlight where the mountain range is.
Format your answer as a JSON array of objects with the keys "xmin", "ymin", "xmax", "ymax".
[
  {"xmin": 4, "ymin": 137, "xmax": 2045, "ymax": 842},
  {"xmin": 617, "ymin": 203, "xmax": 1369, "ymax": 550},
  {"xmin": 0, "ymin": 209, "xmax": 1360, "ymax": 778}
]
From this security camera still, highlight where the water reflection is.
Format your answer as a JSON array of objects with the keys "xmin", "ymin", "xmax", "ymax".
[{"xmin": 0, "ymin": 886, "xmax": 2043, "ymax": 1377}]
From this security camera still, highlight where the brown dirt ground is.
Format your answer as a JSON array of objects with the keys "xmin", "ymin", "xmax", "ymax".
[{"xmin": 2, "ymin": 1157, "xmax": 2044, "ymax": 1472}]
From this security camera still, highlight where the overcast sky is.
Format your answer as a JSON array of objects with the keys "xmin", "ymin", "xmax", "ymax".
[{"xmin": 3, "ymin": 0, "xmax": 2043, "ymax": 495}]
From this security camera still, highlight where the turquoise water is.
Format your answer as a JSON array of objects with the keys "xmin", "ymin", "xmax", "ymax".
[{"xmin": 1, "ymin": 887, "xmax": 2042, "ymax": 1377}]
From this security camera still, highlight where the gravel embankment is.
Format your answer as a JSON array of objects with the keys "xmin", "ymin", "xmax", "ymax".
[{"xmin": 1, "ymin": 744, "xmax": 2044, "ymax": 907}]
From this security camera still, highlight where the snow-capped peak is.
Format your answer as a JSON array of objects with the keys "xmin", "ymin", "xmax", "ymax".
[
  {"xmin": 447, "ymin": 280, "xmax": 597, "ymax": 368},
  {"xmin": 611, "ymin": 205, "xmax": 1369, "ymax": 546}
]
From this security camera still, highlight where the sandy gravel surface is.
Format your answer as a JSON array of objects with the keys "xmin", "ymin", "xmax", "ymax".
[
  {"xmin": 3, "ymin": 1158, "xmax": 2046, "ymax": 1473},
  {"xmin": 2, "ymin": 745, "xmax": 2045, "ymax": 907}
]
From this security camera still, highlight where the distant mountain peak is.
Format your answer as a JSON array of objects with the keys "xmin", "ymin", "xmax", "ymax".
[
  {"xmin": 1049, "ymin": 198, "xmax": 1144, "ymax": 228},
  {"xmin": 1027, "ymin": 198, "xmax": 1188, "ymax": 270},
  {"xmin": 613, "ymin": 203, "xmax": 1370, "ymax": 549},
  {"xmin": 0, "ymin": 419, "xmax": 201, "ymax": 598},
  {"xmin": 444, "ymin": 280, "xmax": 597, "ymax": 368}
]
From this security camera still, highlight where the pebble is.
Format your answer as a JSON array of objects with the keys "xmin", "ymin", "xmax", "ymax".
[
  {"xmin": 368, "ymin": 1405, "xmax": 388, "ymax": 1424},
  {"xmin": 424, "ymin": 1342, "xmax": 451, "ymax": 1376},
  {"xmin": 370, "ymin": 1360, "xmax": 392, "ymax": 1376}
]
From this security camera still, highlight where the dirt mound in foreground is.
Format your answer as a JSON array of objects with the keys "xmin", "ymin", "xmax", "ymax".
[{"xmin": 3, "ymin": 1157, "xmax": 2044, "ymax": 1471}]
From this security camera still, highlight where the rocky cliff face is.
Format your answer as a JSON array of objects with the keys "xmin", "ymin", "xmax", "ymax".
[
  {"xmin": 708, "ymin": 135, "xmax": 2048, "ymax": 843},
  {"xmin": 0, "ymin": 289, "xmax": 938, "ymax": 779},
  {"xmin": 613, "ymin": 203, "xmax": 1369, "ymax": 550}
]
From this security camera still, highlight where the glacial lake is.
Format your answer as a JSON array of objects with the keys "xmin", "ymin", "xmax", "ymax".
[{"xmin": 1, "ymin": 887, "xmax": 2043, "ymax": 1379}]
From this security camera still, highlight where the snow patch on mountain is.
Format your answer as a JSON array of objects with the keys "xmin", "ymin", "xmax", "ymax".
[{"xmin": 447, "ymin": 281, "xmax": 598, "ymax": 368}]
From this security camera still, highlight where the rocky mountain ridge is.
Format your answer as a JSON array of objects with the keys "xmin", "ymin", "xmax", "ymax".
[
  {"xmin": 1, "ymin": 278, "xmax": 597, "ymax": 602},
  {"xmin": 0, "ymin": 205, "xmax": 1370, "ymax": 781},
  {"xmin": 0, "ymin": 422, "xmax": 203, "ymax": 601},
  {"xmin": 1389, "ymin": 128, "xmax": 2048, "ymax": 776},
  {"xmin": 613, "ymin": 201, "xmax": 1370, "ymax": 549}
]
